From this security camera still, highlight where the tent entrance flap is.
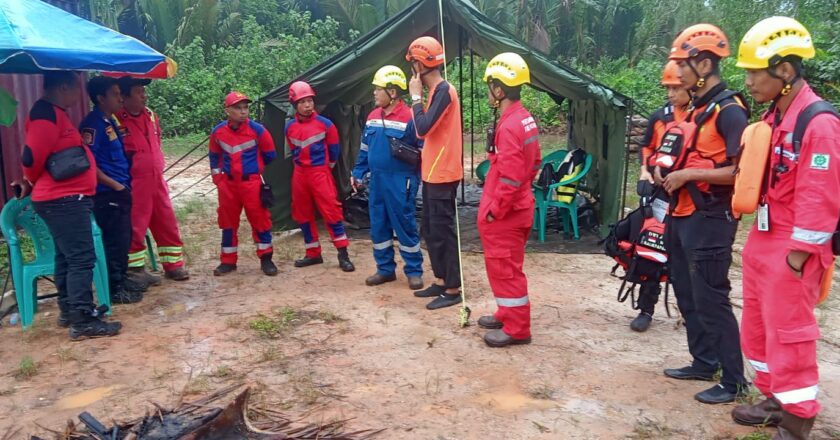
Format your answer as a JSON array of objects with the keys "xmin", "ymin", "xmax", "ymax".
[{"xmin": 260, "ymin": 0, "xmax": 629, "ymax": 231}]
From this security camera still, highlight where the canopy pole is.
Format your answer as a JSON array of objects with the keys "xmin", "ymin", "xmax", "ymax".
[
  {"xmin": 619, "ymin": 99, "xmax": 634, "ymax": 219},
  {"xmin": 470, "ymin": 49, "xmax": 475, "ymax": 181},
  {"xmin": 459, "ymin": 27, "xmax": 465, "ymax": 205}
]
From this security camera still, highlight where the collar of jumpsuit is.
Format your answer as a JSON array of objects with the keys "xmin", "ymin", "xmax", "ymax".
[
  {"xmin": 765, "ymin": 83, "xmax": 819, "ymax": 133},
  {"xmin": 496, "ymin": 100, "xmax": 525, "ymax": 131}
]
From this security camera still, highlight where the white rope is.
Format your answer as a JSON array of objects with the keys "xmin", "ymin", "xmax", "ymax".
[{"xmin": 437, "ymin": 0, "xmax": 469, "ymax": 326}]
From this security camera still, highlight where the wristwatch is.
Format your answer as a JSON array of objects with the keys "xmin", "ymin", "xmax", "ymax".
[{"xmin": 411, "ymin": 94, "xmax": 422, "ymax": 103}]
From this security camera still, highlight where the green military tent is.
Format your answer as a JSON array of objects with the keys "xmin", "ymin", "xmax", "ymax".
[{"xmin": 260, "ymin": 0, "xmax": 632, "ymax": 230}]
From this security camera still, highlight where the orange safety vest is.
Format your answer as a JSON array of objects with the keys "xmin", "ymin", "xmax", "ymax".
[{"xmin": 419, "ymin": 83, "xmax": 463, "ymax": 184}]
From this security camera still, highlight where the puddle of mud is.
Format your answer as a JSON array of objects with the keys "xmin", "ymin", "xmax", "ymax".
[{"xmin": 54, "ymin": 385, "xmax": 120, "ymax": 410}]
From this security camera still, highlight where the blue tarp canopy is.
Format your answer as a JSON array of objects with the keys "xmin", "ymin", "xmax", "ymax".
[{"xmin": 0, "ymin": 0, "xmax": 173, "ymax": 76}]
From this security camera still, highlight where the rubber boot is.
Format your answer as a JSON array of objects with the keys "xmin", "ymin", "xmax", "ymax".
[
  {"xmin": 260, "ymin": 255, "xmax": 278, "ymax": 276},
  {"xmin": 732, "ymin": 398, "xmax": 783, "ymax": 427},
  {"xmin": 337, "ymin": 247, "xmax": 355, "ymax": 272},
  {"xmin": 773, "ymin": 410, "xmax": 815, "ymax": 440}
]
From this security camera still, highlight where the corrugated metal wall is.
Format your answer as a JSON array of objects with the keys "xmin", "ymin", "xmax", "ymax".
[{"xmin": 0, "ymin": 0, "xmax": 87, "ymax": 207}]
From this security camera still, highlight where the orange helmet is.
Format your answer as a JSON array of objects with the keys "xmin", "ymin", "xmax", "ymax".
[
  {"xmin": 289, "ymin": 81, "xmax": 316, "ymax": 104},
  {"xmin": 669, "ymin": 24, "xmax": 730, "ymax": 60},
  {"xmin": 405, "ymin": 36, "xmax": 445, "ymax": 68},
  {"xmin": 661, "ymin": 60, "xmax": 681, "ymax": 86}
]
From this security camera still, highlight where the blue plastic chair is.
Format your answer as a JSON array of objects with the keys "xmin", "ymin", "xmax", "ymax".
[
  {"xmin": 532, "ymin": 150, "xmax": 593, "ymax": 241},
  {"xmin": 0, "ymin": 196, "xmax": 111, "ymax": 329}
]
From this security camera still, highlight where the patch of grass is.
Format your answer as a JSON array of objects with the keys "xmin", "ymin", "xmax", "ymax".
[
  {"xmin": 736, "ymin": 431, "xmax": 772, "ymax": 440},
  {"xmin": 162, "ymin": 134, "xmax": 209, "ymax": 158},
  {"xmin": 54, "ymin": 346, "xmax": 82, "ymax": 365},
  {"xmin": 276, "ymin": 306, "xmax": 297, "ymax": 326},
  {"xmin": 175, "ymin": 197, "xmax": 209, "ymax": 223},
  {"xmin": 211, "ymin": 365, "xmax": 232, "ymax": 378},
  {"xmin": 629, "ymin": 417, "xmax": 682, "ymax": 439},
  {"xmin": 183, "ymin": 375, "xmax": 211, "ymax": 395},
  {"xmin": 256, "ymin": 345, "xmax": 284, "ymax": 365},
  {"xmin": 736, "ymin": 386, "xmax": 765, "ymax": 405},
  {"xmin": 15, "ymin": 356, "xmax": 37, "ymax": 380},
  {"xmin": 249, "ymin": 314, "xmax": 282, "ymax": 338},
  {"xmin": 316, "ymin": 310, "xmax": 343, "ymax": 323},
  {"xmin": 528, "ymin": 383, "xmax": 557, "ymax": 401}
]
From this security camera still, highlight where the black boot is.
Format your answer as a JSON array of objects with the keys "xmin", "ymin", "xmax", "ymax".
[
  {"xmin": 214, "ymin": 263, "xmax": 237, "ymax": 276},
  {"xmin": 630, "ymin": 312, "xmax": 653, "ymax": 332},
  {"xmin": 68, "ymin": 309, "xmax": 122, "ymax": 340},
  {"xmin": 294, "ymin": 255, "xmax": 324, "ymax": 268},
  {"xmin": 58, "ymin": 311, "xmax": 70, "ymax": 328},
  {"xmin": 337, "ymin": 247, "xmax": 355, "ymax": 272},
  {"xmin": 260, "ymin": 255, "xmax": 278, "ymax": 276}
]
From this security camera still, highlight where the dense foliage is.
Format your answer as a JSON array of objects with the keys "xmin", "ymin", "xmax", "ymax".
[{"xmin": 84, "ymin": 0, "xmax": 840, "ymax": 134}]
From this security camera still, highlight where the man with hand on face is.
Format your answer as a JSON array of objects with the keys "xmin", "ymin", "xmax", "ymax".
[
  {"xmin": 285, "ymin": 81, "xmax": 355, "ymax": 273},
  {"xmin": 476, "ymin": 53, "xmax": 541, "ymax": 348},
  {"xmin": 115, "ymin": 76, "xmax": 190, "ymax": 284},
  {"xmin": 405, "ymin": 36, "xmax": 464, "ymax": 310},
  {"xmin": 209, "ymin": 91, "xmax": 278, "ymax": 277},
  {"xmin": 81, "ymin": 76, "xmax": 146, "ymax": 305},
  {"xmin": 732, "ymin": 17, "xmax": 840, "ymax": 439},
  {"xmin": 351, "ymin": 66, "xmax": 424, "ymax": 290}
]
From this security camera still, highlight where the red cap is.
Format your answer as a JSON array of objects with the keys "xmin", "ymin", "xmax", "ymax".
[{"xmin": 225, "ymin": 91, "xmax": 251, "ymax": 107}]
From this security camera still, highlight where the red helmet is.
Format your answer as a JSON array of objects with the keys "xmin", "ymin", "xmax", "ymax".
[
  {"xmin": 660, "ymin": 60, "xmax": 682, "ymax": 86},
  {"xmin": 289, "ymin": 81, "xmax": 316, "ymax": 104},
  {"xmin": 405, "ymin": 36, "xmax": 445, "ymax": 68},
  {"xmin": 224, "ymin": 91, "xmax": 251, "ymax": 107}
]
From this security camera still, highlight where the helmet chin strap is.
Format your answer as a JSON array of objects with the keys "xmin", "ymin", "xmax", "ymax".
[
  {"xmin": 767, "ymin": 64, "xmax": 798, "ymax": 102},
  {"xmin": 687, "ymin": 59, "xmax": 706, "ymax": 91}
]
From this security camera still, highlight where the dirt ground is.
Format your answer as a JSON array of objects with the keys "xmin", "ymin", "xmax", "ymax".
[{"xmin": 2, "ymin": 155, "xmax": 840, "ymax": 439}]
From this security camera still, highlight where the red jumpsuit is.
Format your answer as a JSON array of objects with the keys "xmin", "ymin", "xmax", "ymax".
[
  {"xmin": 284, "ymin": 112, "xmax": 348, "ymax": 257},
  {"xmin": 209, "ymin": 119, "xmax": 277, "ymax": 265},
  {"xmin": 114, "ymin": 107, "xmax": 185, "ymax": 272},
  {"xmin": 477, "ymin": 101, "xmax": 542, "ymax": 339},
  {"xmin": 741, "ymin": 83, "xmax": 840, "ymax": 419}
]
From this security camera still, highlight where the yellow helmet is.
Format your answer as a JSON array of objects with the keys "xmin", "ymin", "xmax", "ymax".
[
  {"xmin": 372, "ymin": 65, "xmax": 407, "ymax": 90},
  {"xmin": 736, "ymin": 16, "xmax": 815, "ymax": 69},
  {"xmin": 483, "ymin": 52, "xmax": 530, "ymax": 87}
]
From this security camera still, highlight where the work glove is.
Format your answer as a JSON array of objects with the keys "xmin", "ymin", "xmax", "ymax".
[{"xmin": 260, "ymin": 176, "xmax": 275, "ymax": 209}]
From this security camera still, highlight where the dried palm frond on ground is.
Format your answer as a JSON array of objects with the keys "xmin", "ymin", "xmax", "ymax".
[{"xmin": 31, "ymin": 384, "xmax": 383, "ymax": 440}]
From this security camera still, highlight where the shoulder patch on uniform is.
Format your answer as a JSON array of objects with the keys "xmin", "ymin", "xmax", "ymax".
[
  {"xmin": 29, "ymin": 100, "xmax": 56, "ymax": 123},
  {"xmin": 81, "ymin": 128, "xmax": 96, "ymax": 146},
  {"xmin": 810, "ymin": 153, "xmax": 830, "ymax": 170}
]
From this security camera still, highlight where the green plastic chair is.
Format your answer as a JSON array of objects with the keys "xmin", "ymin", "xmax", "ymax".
[
  {"xmin": 475, "ymin": 159, "xmax": 491, "ymax": 185},
  {"xmin": 0, "ymin": 196, "xmax": 111, "ymax": 329},
  {"xmin": 532, "ymin": 150, "xmax": 593, "ymax": 242}
]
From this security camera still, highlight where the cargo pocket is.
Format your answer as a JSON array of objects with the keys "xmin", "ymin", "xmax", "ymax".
[
  {"xmin": 485, "ymin": 247, "xmax": 513, "ymax": 279},
  {"xmin": 689, "ymin": 248, "xmax": 732, "ymax": 291},
  {"xmin": 776, "ymin": 322, "xmax": 820, "ymax": 374}
]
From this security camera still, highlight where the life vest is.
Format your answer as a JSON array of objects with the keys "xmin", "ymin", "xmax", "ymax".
[
  {"xmin": 602, "ymin": 198, "xmax": 670, "ymax": 314},
  {"xmin": 653, "ymin": 89, "xmax": 746, "ymax": 214},
  {"xmin": 732, "ymin": 100, "xmax": 840, "ymax": 255},
  {"xmin": 553, "ymin": 148, "xmax": 587, "ymax": 203},
  {"xmin": 731, "ymin": 121, "xmax": 773, "ymax": 217}
]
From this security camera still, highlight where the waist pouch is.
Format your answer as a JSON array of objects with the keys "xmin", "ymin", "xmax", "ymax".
[
  {"xmin": 46, "ymin": 146, "xmax": 91, "ymax": 181},
  {"xmin": 389, "ymin": 137, "xmax": 421, "ymax": 167}
]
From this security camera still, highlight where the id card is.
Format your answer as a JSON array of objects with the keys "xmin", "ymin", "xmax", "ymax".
[
  {"xmin": 652, "ymin": 197, "xmax": 668, "ymax": 223},
  {"xmin": 757, "ymin": 204, "xmax": 770, "ymax": 232}
]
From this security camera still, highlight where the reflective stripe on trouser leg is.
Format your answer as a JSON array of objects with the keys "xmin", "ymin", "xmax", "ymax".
[
  {"xmin": 299, "ymin": 221, "xmax": 321, "ymax": 258},
  {"xmin": 240, "ymin": 178, "xmax": 274, "ymax": 259},
  {"xmin": 220, "ymin": 228, "xmax": 238, "ymax": 265},
  {"xmin": 148, "ymin": 174, "xmax": 185, "ymax": 271},
  {"xmin": 218, "ymin": 179, "xmax": 242, "ymax": 265},
  {"xmin": 745, "ymin": 232, "xmax": 824, "ymax": 418},
  {"xmin": 740, "ymin": 237, "xmax": 772, "ymax": 397},
  {"xmin": 158, "ymin": 246, "xmax": 183, "ymax": 265},
  {"xmin": 127, "ymin": 249, "xmax": 147, "ymax": 268},
  {"xmin": 369, "ymin": 173, "xmax": 396, "ymax": 275},
  {"xmin": 381, "ymin": 172, "xmax": 423, "ymax": 277},
  {"xmin": 478, "ymin": 212, "xmax": 532, "ymax": 339}
]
